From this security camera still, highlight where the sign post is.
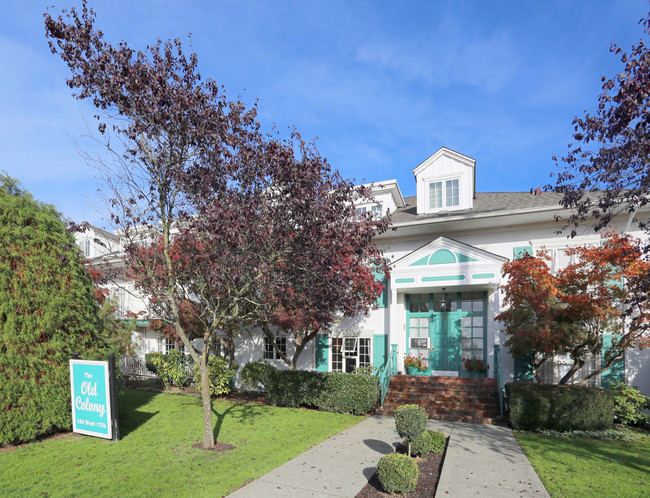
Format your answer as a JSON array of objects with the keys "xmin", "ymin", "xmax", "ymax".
[{"xmin": 69, "ymin": 356, "xmax": 120, "ymax": 440}]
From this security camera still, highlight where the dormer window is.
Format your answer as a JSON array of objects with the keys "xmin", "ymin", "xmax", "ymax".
[
  {"xmin": 428, "ymin": 178, "xmax": 460, "ymax": 210},
  {"xmin": 413, "ymin": 148, "xmax": 475, "ymax": 215},
  {"xmin": 356, "ymin": 203, "xmax": 383, "ymax": 219}
]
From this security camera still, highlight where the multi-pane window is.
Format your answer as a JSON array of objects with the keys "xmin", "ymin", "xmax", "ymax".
[
  {"xmin": 112, "ymin": 288, "xmax": 127, "ymax": 319},
  {"xmin": 264, "ymin": 336, "xmax": 286, "ymax": 360},
  {"xmin": 159, "ymin": 337, "xmax": 184, "ymax": 354},
  {"xmin": 460, "ymin": 292, "xmax": 486, "ymax": 362},
  {"xmin": 357, "ymin": 204, "xmax": 383, "ymax": 219},
  {"xmin": 429, "ymin": 179, "xmax": 460, "ymax": 210},
  {"xmin": 82, "ymin": 239, "xmax": 91, "ymax": 258},
  {"xmin": 539, "ymin": 354, "xmax": 600, "ymax": 387},
  {"xmin": 409, "ymin": 293, "xmax": 430, "ymax": 313},
  {"xmin": 331, "ymin": 337, "xmax": 371, "ymax": 373},
  {"xmin": 429, "ymin": 182, "xmax": 442, "ymax": 209},
  {"xmin": 446, "ymin": 179, "xmax": 459, "ymax": 207}
]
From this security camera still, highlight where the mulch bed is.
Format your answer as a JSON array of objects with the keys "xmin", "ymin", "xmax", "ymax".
[
  {"xmin": 356, "ymin": 443, "xmax": 446, "ymax": 498},
  {"xmin": 192, "ymin": 441, "xmax": 236, "ymax": 452}
]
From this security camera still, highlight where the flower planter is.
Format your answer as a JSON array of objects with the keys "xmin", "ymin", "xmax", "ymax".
[
  {"xmin": 406, "ymin": 366, "xmax": 418, "ymax": 376},
  {"xmin": 468, "ymin": 370, "xmax": 487, "ymax": 378}
]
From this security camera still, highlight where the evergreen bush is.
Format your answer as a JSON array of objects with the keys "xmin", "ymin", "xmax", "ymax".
[
  {"xmin": 395, "ymin": 404, "xmax": 427, "ymax": 456},
  {"xmin": 239, "ymin": 358, "xmax": 276, "ymax": 391},
  {"xmin": 0, "ymin": 176, "xmax": 117, "ymax": 446},
  {"xmin": 506, "ymin": 382, "xmax": 615, "ymax": 431},
  {"xmin": 411, "ymin": 430, "xmax": 446, "ymax": 456},
  {"xmin": 316, "ymin": 372, "xmax": 379, "ymax": 415},
  {"xmin": 263, "ymin": 369, "xmax": 379, "ymax": 414},
  {"xmin": 194, "ymin": 356, "xmax": 235, "ymax": 396},
  {"xmin": 144, "ymin": 352, "xmax": 159, "ymax": 374},
  {"xmin": 610, "ymin": 382, "xmax": 650, "ymax": 426},
  {"xmin": 376, "ymin": 453, "xmax": 418, "ymax": 494},
  {"xmin": 150, "ymin": 349, "xmax": 192, "ymax": 390}
]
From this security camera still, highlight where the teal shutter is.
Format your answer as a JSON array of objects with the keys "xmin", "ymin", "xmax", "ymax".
[
  {"xmin": 373, "ymin": 268, "xmax": 388, "ymax": 308},
  {"xmin": 513, "ymin": 246, "xmax": 533, "ymax": 259},
  {"xmin": 315, "ymin": 334, "xmax": 329, "ymax": 372},
  {"xmin": 514, "ymin": 355, "xmax": 534, "ymax": 382},
  {"xmin": 601, "ymin": 334, "xmax": 625, "ymax": 389},
  {"xmin": 373, "ymin": 334, "xmax": 387, "ymax": 370}
]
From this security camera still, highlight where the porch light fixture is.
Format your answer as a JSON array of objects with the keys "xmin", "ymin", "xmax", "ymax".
[{"xmin": 440, "ymin": 288, "xmax": 452, "ymax": 312}]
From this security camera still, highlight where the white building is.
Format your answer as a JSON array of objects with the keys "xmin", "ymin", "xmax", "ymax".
[{"xmin": 77, "ymin": 147, "xmax": 650, "ymax": 395}]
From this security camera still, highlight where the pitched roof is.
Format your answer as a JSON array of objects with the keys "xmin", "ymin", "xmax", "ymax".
[{"xmin": 390, "ymin": 191, "xmax": 564, "ymax": 224}]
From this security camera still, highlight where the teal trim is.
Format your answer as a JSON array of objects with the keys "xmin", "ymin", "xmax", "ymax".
[
  {"xmin": 396, "ymin": 277, "xmax": 415, "ymax": 283},
  {"xmin": 456, "ymin": 252, "xmax": 478, "ymax": 262},
  {"xmin": 472, "ymin": 273, "xmax": 495, "ymax": 279},
  {"xmin": 373, "ymin": 269, "xmax": 388, "ymax": 308},
  {"xmin": 378, "ymin": 345, "xmax": 398, "ymax": 407},
  {"xmin": 373, "ymin": 334, "xmax": 387, "ymax": 370},
  {"xmin": 410, "ymin": 255, "xmax": 430, "ymax": 266},
  {"xmin": 513, "ymin": 246, "xmax": 533, "ymax": 259},
  {"xmin": 422, "ymin": 275, "xmax": 465, "ymax": 282},
  {"xmin": 136, "ymin": 320, "xmax": 150, "ymax": 326},
  {"xmin": 377, "ymin": 278, "xmax": 388, "ymax": 308},
  {"xmin": 315, "ymin": 335, "xmax": 329, "ymax": 372},
  {"xmin": 429, "ymin": 249, "xmax": 456, "ymax": 264},
  {"xmin": 601, "ymin": 334, "xmax": 625, "ymax": 389},
  {"xmin": 514, "ymin": 354, "xmax": 534, "ymax": 382}
]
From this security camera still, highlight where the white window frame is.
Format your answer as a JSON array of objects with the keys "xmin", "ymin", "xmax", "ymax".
[
  {"xmin": 426, "ymin": 175, "xmax": 461, "ymax": 211},
  {"xmin": 330, "ymin": 336, "xmax": 372, "ymax": 372},
  {"xmin": 158, "ymin": 337, "xmax": 185, "ymax": 355}
]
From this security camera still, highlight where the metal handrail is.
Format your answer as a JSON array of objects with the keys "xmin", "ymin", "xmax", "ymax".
[
  {"xmin": 377, "ymin": 344, "xmax": 398, "ymax": 408},
  {"xmin": 494, "ymin": 344, "xmax": 504, "ymax": 416}
]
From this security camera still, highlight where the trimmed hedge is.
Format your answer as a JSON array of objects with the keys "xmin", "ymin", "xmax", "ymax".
[
  {"xmin": 239, "ymin": 358, "xmax": 277, "ymax": 391},
  {"xmin": 506, "ymin": 382, "xmax": 614, "ymax": 431},
  {"xmin": 376, "ymin": 453, "xmax": 418, "ymax": 494},
  {"xmin": 411, "ymin": 430, "xmax": 446, "ymax": 456},
  {"xmin": 318, "ymin": 373, "xmax": 380, "ymax": 415},
  {"xmin": 264, "ymin": 369, "xmax": 379, "ymax": 415},
  {"xmin": 395, "ymin": 404, "xmax": 427, "ymax": 443}
]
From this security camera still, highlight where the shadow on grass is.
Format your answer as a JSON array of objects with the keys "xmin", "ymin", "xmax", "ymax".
[
  {"xmin": 211, "ymin": 398, "xmax": 267, "ymax": 443},
  {"xmin": 117, "ymin": 390, "xmax": 159, "ymax": 439}
]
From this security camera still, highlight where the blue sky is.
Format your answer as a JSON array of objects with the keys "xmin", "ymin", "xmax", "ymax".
[{"xmin": 1, "ymin": 0, "xmax": 648, "ymax": 227}]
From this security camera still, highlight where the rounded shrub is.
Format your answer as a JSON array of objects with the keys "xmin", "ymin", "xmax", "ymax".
[
  {"xmin": 410, "ymin": 430, "xmax": 446, "ymax": 456},
  {"xmin": 395, "ymin": 404, "xmax": 427, "ymax": 443},
  {"xmin": 428, "ymin": 431, "xmax": 446, "ymax": 454},
  {"xmin": 410, "ymin": 430, "xmax": 433, "ymax": 457},
  {"xmin": 376, "ymin": 453, "xmax": 418, "ymax": 495}
]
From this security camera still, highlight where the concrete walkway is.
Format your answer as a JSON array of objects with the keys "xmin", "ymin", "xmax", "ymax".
[{"xmin": 229, "ymin": 416, "xmax": 549, "ymax": 497}]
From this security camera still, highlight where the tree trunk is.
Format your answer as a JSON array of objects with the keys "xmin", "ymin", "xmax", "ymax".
[
  {"xmin": 199, "ymin": 351, "xmax": 215, "ymax": 449},
  {"xmin": 558, "ymin": 359, "xmax": 583, "ymax": 385}
]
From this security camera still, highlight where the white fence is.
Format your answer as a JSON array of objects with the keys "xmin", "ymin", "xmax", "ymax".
[{"xmin": 120, "ymin": 355, "xmax": 156, "ymax": 378}]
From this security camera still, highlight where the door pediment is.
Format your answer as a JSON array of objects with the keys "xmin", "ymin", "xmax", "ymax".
[{"xmin": 391, "ymin": 237, "xmax": 506, "ymax": 289}]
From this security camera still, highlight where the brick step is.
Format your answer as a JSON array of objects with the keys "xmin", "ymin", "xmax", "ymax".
[
  {"xmin": 379, "ymin": 375, "xmax": 501, "ymax": 425},
  {"xmin": 385, "ymin": 389, "xmax": 498, "ymax": 397}
]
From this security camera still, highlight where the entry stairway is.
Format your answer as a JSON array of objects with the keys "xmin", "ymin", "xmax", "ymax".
[{"xmin": 376, "ymin": 375, "xmax": 502, "ymax": 425}]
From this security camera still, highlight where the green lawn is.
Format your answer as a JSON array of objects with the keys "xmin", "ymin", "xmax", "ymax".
[
  {"xmin": 0, "ymin": 389, "xmax": 364, "ymax": 497},
  {"xmin": 515, "ymin": 432, "xmax": 650, "ymax": 497}
]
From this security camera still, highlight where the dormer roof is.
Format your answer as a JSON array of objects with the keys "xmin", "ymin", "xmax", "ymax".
[{"xmin": 412, "ymin": 147, "xmax": 476, "ymax": 215}]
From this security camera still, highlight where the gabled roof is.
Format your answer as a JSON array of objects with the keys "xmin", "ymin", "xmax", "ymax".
[{"xmin": 391, "ymin": 191, "xmax": 564, "ymax": 225}]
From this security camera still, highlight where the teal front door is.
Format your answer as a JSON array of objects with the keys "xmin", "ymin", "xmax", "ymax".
[
  {"xmin": 406, "ymin": 293, "xmax": 463, "ymax": 375},
  {"xmin": 429, "ymin": 311, "xmax": 462, "ymax": 372}
]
